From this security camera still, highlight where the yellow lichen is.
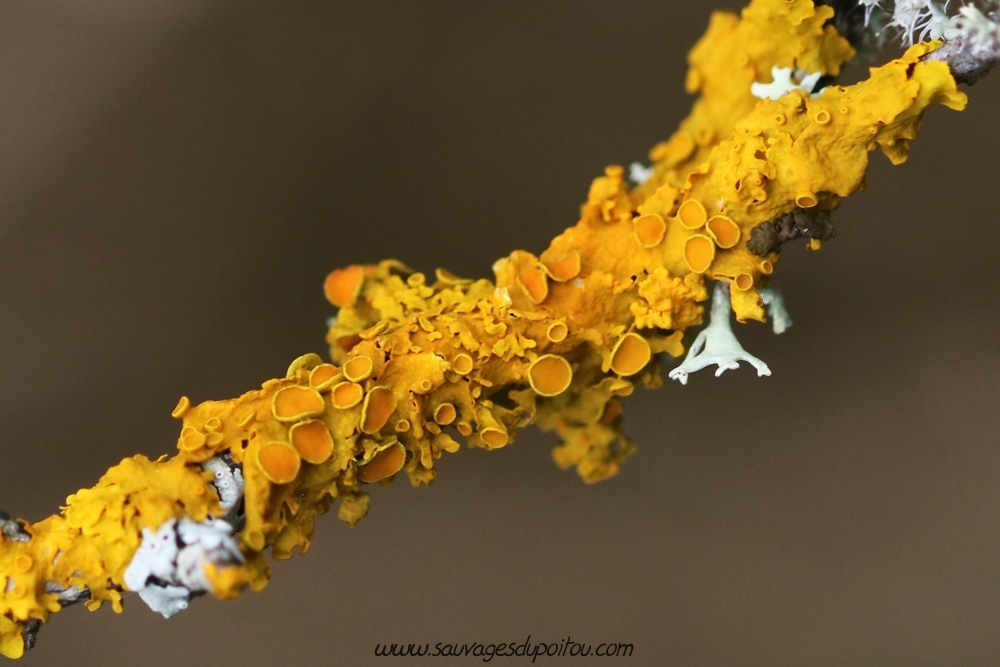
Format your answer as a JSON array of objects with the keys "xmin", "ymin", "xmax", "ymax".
[
  {"xmin": 706, "ymin": 215, "xmax": 741, "ymax": 249},
  {"xmin": 633, "ymin": 213, "xmax": 668, "ymax": 248},
  {"xmin": 323, "ymin": 265, "xmax": 364, "ymax": 308},
  {"xmin": 330, "ymin": 381, "xmax": 363, "ymax": 409},
  {"xmin": 289, "ymin": 420, "xmax": 335, "ymax": 465},
  {"xmin": 271, "ymin": 386, "xmax": 325, "ymax": 422},
  {"xmin": 527, "ymin": 355, "xmax": 574, "ymax": 397},
  {"xmin": 517, "ymin": 266, "xmax": 549, "ymax": 304},
  {"xmin": 308, "ymin": 363, "xmax": 340, "ymax": 390},
  {"xmin": 357, "ymin": 443, "xmax": 406, "ymax": 483},
  {"xmin": 677, "ymin": 199, "xmax": 707, "ymax": 229},
  {"xmin": 360, "ymin": 387, "xmax": 397, "ymax": 435},
  {"xmin": 540, "ymin": 250, "xmax": 581, "ymax": 282},
  {"xmin": 683, "ymin": 234, "xmax": 716, "ymax": 273},
  {"xmin": 545, "ymin": 321, "xmax": 569, "ymax": 343},
  {"xmin": 432, "ymin": 403, "xmax": 457, "ymax": 426},
  {"xmin": 0, "ymin": 0, "xmax": 970, "ymax": 656},
  {"xmin": 609, "ymin": 334, "xmax": 653, "ymax": 377},
  {"xmin": 342, "ymin": 356, "xmax": 374, "ymax": 382},
  {"xmin": 255, "ymin": 442, "xmax": 302, "ymax": 484}
]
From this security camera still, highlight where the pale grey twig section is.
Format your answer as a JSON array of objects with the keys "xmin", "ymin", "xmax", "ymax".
[
  {"xmin": 0, "ymin": 511, "xmax": 30, "ymax": 542},
  {"xmin": 924, "ymin": 9, "xmax": 1000, "ymax": 85}
]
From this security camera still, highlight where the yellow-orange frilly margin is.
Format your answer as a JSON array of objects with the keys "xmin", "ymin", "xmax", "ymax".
[{"xmin": 0, "ymin": 0, "xmax": 967, "ymax": 658}]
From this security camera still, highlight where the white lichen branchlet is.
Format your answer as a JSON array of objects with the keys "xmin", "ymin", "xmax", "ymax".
[
  {"xmin": 889, "ymin": 0, "xmax": 952, "ymax": 44},
  {"xmin": 857, "ymin": 1, "xmax": 1000, "ymax": 84},
  {"xmin": 669, "ymin": 283, "xmax": 772, "ymax": 385},
  {"xmin": 750, "ymin": 66, "xmax": 823, "ymax": 100},
  {"xmin": 123, "ymin": 458, "xmax": 246, "ymax": 617},
  {"xmin": 123, "ymin": 518, "xmax": 243, "ymax": 618},
  {"xmin": 860, "ymin": 0, "xmax": 885, "ymax": 27},
  {"xmin": 867, "ymin": 1, "xmax": 1000, "ymax": 49},
  {"xmin": 628, "ymin": 162, "xmax": 655, "ymax": 186},
  {"xmin": 945, "ymin": 6, "xmax": 1000, "ymax": 55},
  {"xmin": 760, "ymin": 286, "xmax": 792, "ymax": 335}
]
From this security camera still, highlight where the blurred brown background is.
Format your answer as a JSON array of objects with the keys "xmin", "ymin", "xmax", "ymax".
[{"xmin": 1, "ymin": 1, "xmax": 999, "ymax": 665}]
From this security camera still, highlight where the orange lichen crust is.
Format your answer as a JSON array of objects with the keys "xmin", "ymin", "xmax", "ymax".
[
  {"xmin": 0, "ymin": 457, "xmax": 248, "ymax": 659},
  {"xmin": 0, "ymin": 0, "xmax": 968, "ymax": 657}
]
